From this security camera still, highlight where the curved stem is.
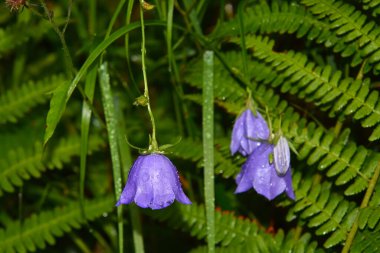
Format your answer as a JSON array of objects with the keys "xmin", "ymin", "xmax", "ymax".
[{"xmin": 139, "ymin": 1, "xmax": 158, "ymax": 150}]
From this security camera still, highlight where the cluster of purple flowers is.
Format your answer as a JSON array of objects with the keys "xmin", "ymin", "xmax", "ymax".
[
  {"xmin": 116, "ymin": 107, "xmax": 294, "ymax": 210},
  {"xmin": 231, "ymin": 109, "xmax": 295, "ymax": 200}
]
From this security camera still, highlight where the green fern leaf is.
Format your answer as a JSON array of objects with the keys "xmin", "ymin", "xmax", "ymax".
[
  {"xmin": 361, "ymin": 0, "xmax": 380, "ymax": 17},
  {"xmin": 0, "ymin": 135, "xmax": 105, "ymax": 195},
  {"xmin": 146, "ymin": 202, "xmax": 281, "ymax": 250},
  {"xmin": 0, "ymin": 196, "xmax": 113, "ymax": 252},
  {"xmin": 288, "ymin": 174, "xmax": 358, "ymax": 248},
  {"xmin": 0, "ymin": 75, "xmax": 66, "ymax": 124},
  {"xmin": 190, "ymin": 230, "xmax": 324, "ymax": 253},
  {"xmin": 351, "ymin": 223, "xmax": 380, "ymax": 253},
  {"xmin": 301, "ymin": 0, "xmax": 380, "ymax": 71},
  {"xmin": 231, "ymin": 35, "xmax": 380, "ymax": 141},
  {"xmin": 0, "ymin": 20, "xmax": 50, "ymax": 56}
]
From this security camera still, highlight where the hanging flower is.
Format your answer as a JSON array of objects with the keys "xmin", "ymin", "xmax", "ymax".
[
  {"xmin": 116, "ymin": 154, "xmax": 191, "ymax": 210},
  {"xmin": 230, "ymin": 109, "xmax": 270, "ymax": 156},
  {"xmin": 235, "ymin": 143, "xmax": 295, "ymax": 200},
  {"xmin": 273, "ymin": 136, "xmax": 291, "ymax": 176}
]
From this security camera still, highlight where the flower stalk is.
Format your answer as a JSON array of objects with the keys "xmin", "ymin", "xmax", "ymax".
[{"xmin": 139, "ymin": 0, "xmax": 158, "ymax": 151}]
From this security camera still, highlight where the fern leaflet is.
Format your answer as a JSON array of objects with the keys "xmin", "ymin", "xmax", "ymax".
[
  {"xmin": 0, "ymin": 196, "xmax": 114, "ymax": 252},
  {"xmin": 0, "ymin": 135, "xmax": 105, "ymax": 195},
  {"xmin": 231, "ymin": 35, "xmax": 380, "ymax": 141},
  {"xmin": 0, "ymin": 20, "xmax": 51, "ymax": 56},
  {"xmin": 301, "ymin": 0, "xmax": 380, "ymax": 72},
  {"xmin": 0, "ymin": 75, "xmax": 66, "ymax": 124}
]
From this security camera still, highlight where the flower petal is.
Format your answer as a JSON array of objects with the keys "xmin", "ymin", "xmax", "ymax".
[
  {"xmin": 284, "ymin": 168, "xmax": 295, "ymax": 200},
  {"xmin": 230, "ymin": 111, "xmax": 246, "ymax": 155},
  {"xmin": 235, "ymin": 163, "xmax": 252, "ymax": 193},
  {"xmin": 150, "ymin": 155, "xmax": 176, "ymax": 209},
  {"xmin": 230, "ymin": 109, "xmax": 270, "ymax": 156},
  {"xmin": 235, "ymin": 143, "xmax": 295, "ymax": 200},
  {"xmin": 115, "ymin": 156, "xmax": 144, "ymax": 206}
]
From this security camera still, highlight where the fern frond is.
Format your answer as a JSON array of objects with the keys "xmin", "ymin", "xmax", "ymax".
[
  {"xmin": 0, "ymin": 196, "xmax": 114, "ymax": 252},
  {"xmin": 232, "ymin": 35, "xmax": 380, "ymax": 141},
  {"xmin": 214, "ymin": 0, "xmax": 380, "ymax": 74},
  {"xmin": 0, "ymin": 20, "xmax": 50, "ymax": 56},
  {"xmin": 287, "ymin": 173, "xmax": 358, "ymax": 248},
  {"xmin": 0, "ymin": 75, "xmax": 66, "ymax": 124},
  {"xmin": 212, "ymin": 1, "xmax": 331, "ymax": 40},
  {"xmin": 301, "ymin": 0, "xmax": 380, "ymax": 72},
  {"xmin": 361, "ymin": 0, "xmax": 380, "ymax": 17},
  {"xmin": 351, "ymin": 222, "xmax": 380, "ymax": 253},
  {"xmin": 212, "ymin": 1, "xmax": 357, "ymax": 62},
  {"xmin": 168, "ymin": 138, "xmax": 242, "ymax": 178},
  {"xmin": 147, "ymin": 203, "xmax": 282, "ymax": 251},
  {"xmin": 184, "ymin": 52, "xmax": 379, "ymax": 196},
  {"xmin": 189, "ymin": 229, "xmax": 324, "ymax": 253},
  {"xmin": 0, "ymin": 135, "xmax": 105, "ymax": 195},
  {"xmin": 358, "ymin": 182, "xmax": 380, "ymax": 230}
]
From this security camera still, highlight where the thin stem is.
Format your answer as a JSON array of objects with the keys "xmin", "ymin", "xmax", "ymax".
[
  {"xmin": 105, "ymin": 0, "xmax": 127, "ymax": 38},
  {"xmin": 342, "ymin": 161, "xmax": 380, "ymax": 253},
  {"xmin": 62, "ymin": 0, "xmax": 73, "ymax": 34},
  {"xmin": 139, "ymin": 1, "xmax": 158, "ymax": 150},
  {"xmin": 238, "ymin": 1, "xmax": 248, "ymax": 79},
  {"xmin": 125, "ymin": 0, "xmax": 138, "ymax": 90},
  {"xmin": 38, "ymin": 0, "xmax": 75, "ymax": 77}
]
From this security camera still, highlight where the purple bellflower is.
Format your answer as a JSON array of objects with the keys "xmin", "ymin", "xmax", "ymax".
[
  {"xmin": 235, "ymin": 143, "xmax": 295, "ymax": 200},
  {"xmin": 116, "ymin": 153, "xmax": 191, "ymax": 210},
  {"xmin": 230, "ymin": 109, "xmax": 270, "ymax": 156}
]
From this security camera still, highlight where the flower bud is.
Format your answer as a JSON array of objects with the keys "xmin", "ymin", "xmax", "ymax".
[{"xmin": 273, "ymin": 136, "xmax": 290, "ymax": 176}]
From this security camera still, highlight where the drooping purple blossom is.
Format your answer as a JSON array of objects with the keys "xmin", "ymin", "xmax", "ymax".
[
  {"xmin": 235, "ymin": 143, "xmax": 295, "ymax": 200},
  {"xmin": 273, "ymin": 136, "xmax": 291, "ymax": 176},
  {"xmin": 116, "ymin": 154, "xmax": 191, "ymax": 210},
  {"xmin": 230, "ymin": 109, "xmax": 270, "ymax": 156}
]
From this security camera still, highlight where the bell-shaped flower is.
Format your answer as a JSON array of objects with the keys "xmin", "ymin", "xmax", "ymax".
[
  {"xmin": 273, "ymin": 136, "xmax": 291, "ymax": 176},
  {"xmin": 230, "ymin": 109, "xmax": 270, "ymax": 156},
  {"xmin": 235, "ymin": 143, "xmax": 295, "ymax": 200},
  {"xmin": 116, "ymin": 154, "xmax": 191, "ymax": 210}
]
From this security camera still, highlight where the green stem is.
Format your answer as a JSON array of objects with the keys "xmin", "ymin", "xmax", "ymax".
[
  {"xmin": 237, "ymin": 1, "xmax": 248, "ymax": 79},
  {"xmin": 38, "ymin": 0, "xmax": 75, "ymax": 78},
  {"xmin": 203, "ymin": 50, "xmax": 215, "ymax": 253},
  {"xmin": 139, "ymin": 1, "xmax": 158, "ymax": 150},
  {"xmin": 105, "ymin": 0, "xmax": 126, "ymax": 38},
  {"xmin": 125, "ymin": 0, "xmax": 137, "ymax": 89},
  {"xmin": 88, "ymin": 0, "xmax": 96, "ymax": 35},
  {"xmin": 70, "ymin": 232, "xmax": 91, "ymax": 253},
  {"xmin": 342, "ymin": 161, "xmax": 380, "ymax": 253}
]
